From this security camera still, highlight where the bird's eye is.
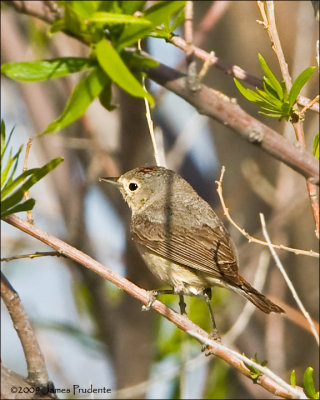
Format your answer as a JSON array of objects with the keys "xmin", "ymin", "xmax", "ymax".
[{"xmin": 129, "ymin": 182, "xmax": 138, "ymax": 191}]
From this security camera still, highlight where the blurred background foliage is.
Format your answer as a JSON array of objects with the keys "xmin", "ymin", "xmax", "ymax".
[{"xmin": 1, "ymin": 1, "xmax": 319, "ymax": 399}]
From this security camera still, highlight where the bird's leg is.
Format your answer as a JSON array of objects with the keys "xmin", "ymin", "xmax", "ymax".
[
  {"xmin": 179, "ymin": 294, "xmax": 187, "ymax": 315},
  {"xmin": 142, "ymin": 289, "xmax": 174, "ymax": 311},
  {"xmin": 204, "ymin": 292, "xmax": 221, "ymax": 342}
]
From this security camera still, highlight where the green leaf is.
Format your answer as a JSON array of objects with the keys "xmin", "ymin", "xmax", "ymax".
[
  {"xmin": 144, "ymin": 0, "xmax": 186, "ymax": 27},
  {"xmin": 313, "ymin": 133, "xmax": 319, "ymax": 159},
  {"xmin": 66, "ymin": 1, "xmax": 99, "ymax": 19},
  {"xmin": 304, "ymin": 367, "xmax": 319, "ymax": 399},
  {"xmin": 1, "ymin": 120, "xmax": 5, "ymax": 157},
  {"xmin": 1, "ymin": 199, "xmax": 36, "ymax": 218},
  {"xmin": 288, "ymin": 66, "xmax": 316, "ymax": 109},
  {"xmin": 122, "ymin": 50, "xmax": 159, "ymax": 70},
  {"xmin": 234, "ymin": 79, "xmax": 264, "ymax": 102},
  {"xmin": 256, "ymin": 89, "xmax": 283, "ymax": 108},
  {"xmin": 1, "ymin": 58, "xmax": 95, "ymax": 82},
  {"xmin": 88, "ymin": 11, "xmax": 152, "ymax": 26},
  {"xmin": 117, "ymin": 1, "xmax": 186, "ymax": 50},
  {"xmin": 42, "ymin": 68, "xmax": 107, "ymax": 134},
  {"xmin": 258, "ymin": 53, "xmax": 283, "ymax": 100},
  {"xmin": 120, "ymin": 1, "xmax": 146, "ymax": 14},
  {"xmin": 290, "ymin": 370, "xmax": 296, "ymax": 387},
  {"xmin": 170, "ymin": 8, "xmax": 185, "ymax": 31},
  {"xmin": 95, "ymin": 39, "xmax": 154, "ymax": 105},
  {"xmin": 1, "ymin": 146, "xmax": 23, "ymax": 191},
  {"xmin": 1, "ymin": 157, "xmax": 63, "ymax": 215},
  {"xmin": 99, "ymin": 79, "xmax": 116, "ymax": 111}
]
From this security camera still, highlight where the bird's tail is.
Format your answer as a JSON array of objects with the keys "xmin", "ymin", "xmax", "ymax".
[{"xmin": 229, "ymin": 277, "xmax": 284, "ymax": 314}]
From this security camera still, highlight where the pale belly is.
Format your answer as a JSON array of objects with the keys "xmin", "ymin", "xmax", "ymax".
[{"xmin": 138, "ymin": 247, "xmax": 222, "ymax": 297}]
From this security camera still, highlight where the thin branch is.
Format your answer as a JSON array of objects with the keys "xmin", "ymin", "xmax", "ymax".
[
  {"xmin": 188, "ymin": 330, "xmax": 307, "ymax": 400},
  {"xmin": 22, "ymin": 138, "xmax": 34, "ymax": 224},
  {"xmin": 258, "ymin": 0, "xmax": 319, "ymax": 238},
  {"xmin": 146, "ymin": 62, "xmax": 319, "ymax": 185},
  {"xmin": 4, "ymin": 1, "xmax": 319, "ymax": 183},
  {"xmin": 215, "ymin": 166, "xmax": 319, "ymax": 258},
  {"xmin": 0, "ymin": 272, "xmax": 51, "ymax": 386},
  {"xmin": 224, "ymin": 251, "xmax": 271, "ymax": 344},
  {"xmin": 1, "ymin": 251, "xmax": 63, "ymax": 262},
  {"xmin": 4, "ymin": 0, "xmax": 318, "ymax": 114},
  {"xmin": 3, "ymin": 214, "xmax": 305, "ymax": 400},
  {"xmin": 259, "ymin": 213, "xmax": 319, "ymax": 346},
  {"xmin": 169, "ymin": 35, "xmax": 319, "ymax": 113},
  {"xmin": 138, "ymin": 41, "xmax": 165, "ymax": 167},
  {"xmin": 298, "ymin": 95, "xmax": 320, "ymax": 118}
]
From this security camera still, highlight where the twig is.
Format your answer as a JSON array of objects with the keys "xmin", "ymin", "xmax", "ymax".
[
  {"xmin": 5, "ymin": 0, "xmax": 318, "ymax": 114},
  {"xmin": 259, "ymin": 213, "xmax": 319, "ymax": 346},
  {"xmin": 4, "ymin": 1, "xmax": 319, "ymax": 182},
  {"xmin": 3, "ymin": 213, "xmax": 305, "ymax": 400},
  {"xmin": 22, "ymin": 138, "xmax": 34, "ymax": 224},
  {"xmin": 268, "ymin": 296, "xmax": 319, "ymax": 336},
  {"xmin": 258, "ymin": 0, "xmax": 319, "ymax": 238},
  {"xmin": 224, "ymin": 251, "xmax": 271, "ymax": 344},
  {"xmin": 1, "ymin": 251, "xmax": 63, "ymax": 262},
  {"xmin": 168, "ymin": 35, "xmax": 319, "ymax": 113},
  {"xmin": 138, "ymin": 41, "xmax": 165, "ymax": 167},
  {"xmin": 216, "ymin": 166, "xmax": 319, "ymax": 258},
  {"xmin": 298, "ymin": 95, "xmax": 319, "ymax": 119},
  {"xmin": 184, "ymin": 1, "xmax": 199, "ymax": 91},
  {"xmin": 146, "ymin": 62, "xmax": 319, "ymax": 184},
  {"xmin": 0, "ymin": 272, "xmax": 51, "ymax": 386},
  {"xmin": 188, "ymin": 330, "xmax": 307, "ymax": 400}
]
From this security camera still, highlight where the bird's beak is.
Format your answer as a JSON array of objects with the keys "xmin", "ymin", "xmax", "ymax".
[{"xmin": 99, "ymin": 177, "xmax": 120, "ymax": 186}]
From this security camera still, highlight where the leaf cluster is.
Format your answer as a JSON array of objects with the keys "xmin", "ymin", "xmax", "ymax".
[
  {"xmin": 1, "ymin": 1, "xmax": 186, "ymax": 135},
  {"xmin": 234, "ymin": 54, "xmax": 315, "ymax": 120},
  {"xmin": 244, "ymin": 352, "xmax": 267, "ymax": 381},
  {"xmin": 290, "ymin": 367, "xmax": 319, "ymax": 399},
  {"xmin": 1, "ymin": 121, "xmax": 63, "ymax": 218}
]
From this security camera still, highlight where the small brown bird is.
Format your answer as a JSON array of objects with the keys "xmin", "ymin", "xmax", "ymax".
[{"xmin": 100, "ymin": 166, "xmax": 284, "ymax": 336}]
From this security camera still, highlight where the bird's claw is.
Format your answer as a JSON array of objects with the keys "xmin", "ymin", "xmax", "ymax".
[{"xmin": 142, "ymin": 290, "xmax": 158, "ymax": 311}]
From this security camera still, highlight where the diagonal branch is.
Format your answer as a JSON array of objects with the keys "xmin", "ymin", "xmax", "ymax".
[{"xmin": 3, "ymin": 213, "xmax": 306, "ymax": 400}]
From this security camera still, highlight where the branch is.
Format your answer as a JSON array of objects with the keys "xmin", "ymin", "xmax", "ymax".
[
  {"xmin": 4, "ymin": 1, "xmax": 319, "ymax": 184},
  {"xmin": 258, "ymin": 0, "xmax": 319, "ymax": 238},
  {"xmin": 3, "ymin": 214, "xmax": 305, "ymax": 400},
  {"xmin": 169, "ymin": 35, "xmax": 319, "ymax": 113},
  {"xmin": 188, "ymin": 331, "xmax": 307, "ymax": 400},
  {"xmin": 259, "ymin": 214, "xmax": 319, "ymax": 346},
  {"xmin": 1, "ymin": 251, "xmax": 63, "ymax": 262},
  {"xmin": 146, "ymin": 63, "xmax": 319, "ymax": 184},
  {"xmin": 1, "ymin": 272, "xmax": 51, "ymax": 386},
  {"xmin": 215, "ymin": 166, "xmax": 319, "ymax": 258},
  {"xmin": 5, "ymin": 0, "xmax": 318, "ymax": 114}
]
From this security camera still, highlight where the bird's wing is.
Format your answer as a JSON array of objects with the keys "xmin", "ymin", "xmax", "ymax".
[{"xmin": 131, "ymin": 215, "xmax": 241, "ymax": 284}]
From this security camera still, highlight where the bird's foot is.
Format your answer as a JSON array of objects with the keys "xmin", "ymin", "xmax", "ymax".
[
  {"xmin": 142, "ymin": 290, "xmax": 158, "ymax": 311},
  {"xmin": 209, "ymin": 328, "xmax": 221, "ymax": 342},
  {"xmin": 201, "ymin": 329, "xmax": 221, "ymax": 355}
]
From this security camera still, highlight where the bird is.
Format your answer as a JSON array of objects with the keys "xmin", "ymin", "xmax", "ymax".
[{"xmin": 100, "ymin": 166, "xmax": 284, "ymax": 337}]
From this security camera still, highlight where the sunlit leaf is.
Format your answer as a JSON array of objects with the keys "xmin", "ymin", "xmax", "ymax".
[
  {"xmin": 96, "ymin": 39, "xmax": 154, "ymax": 105},
  {"xmin": 288, "ymin": 66, "xmax": 316, "ymax": 109},
  {"xmin": 313, "ymin": 133, "xmax": 319, "ymax": 159},
  {"xmin": 88, "ymin": 11, "xmax": 151, "ymax": 26},
  {"xmin": 42, "ymin": 68, "xmax": 107, "ymax": 134},
  {"xmin": 258, "ymin": 53, "xmax": 283, "ymax": 100},
  {"xmin": 1, "ymin": 58, "xmax": 95, "ymax": 81}
]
